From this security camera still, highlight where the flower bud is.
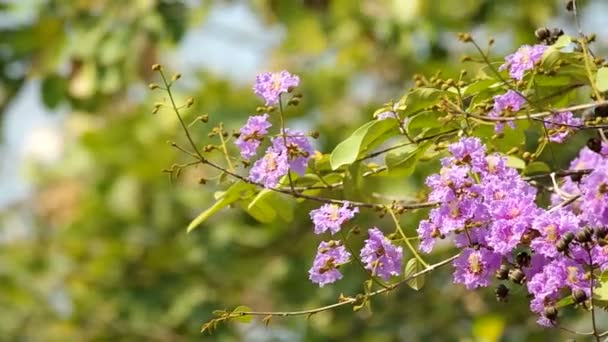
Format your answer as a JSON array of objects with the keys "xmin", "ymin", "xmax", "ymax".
[
  {"xmin": 148, "ymin": 83, "xmax": 160, "ymax": 90},
  {"xmin": 595, "ymin": 104, "xmax": 608, "ymax": 118},
  {"xmin": 574, "ymin": 227, "xmax": 593, "ymax": 243},
  {"xmin": 543, "ymin": 305, "xmax": 558, "ymax": 321},
  {"xmin": 172, "ymin": 73, "xmax": 182, "ymax": 82},
  {"xmin": 562, "ymin": 232, "xmax": 575, "ymax": 243},
  {"xmin": 556, "ymin": 239, "xmax": 569, "ymax": 254},
  {"xmin": 186, "ymin": 97, "xmax": 194, "ymax": 108},
  {"xmin": 151, "ymin": 63, "xmax": 162, "ymax": 71},
  {"xmin": 509, "ymin": 269, "xmax": 526, "ymax": 285},
  {"xmin": 516, "ymin": 251, "xmax": 531, "ymax": 268},
  {"xmin": 587, "ymin": 137, "xmax": 602, "ymax": 154},
  {"xmin": 595, "ymin": 228, "xmax": 608, "ymax": 240},
  {"xmin": 495, "ymin": 264, "xmax": 510, "ymax": 280},
  {"xmin": 495, "ymin": 284, "xmax": 509, "ymax": 302},
  {"xmin": 534, "ymin": 27, "xmax": 551, "ymax": 41},
  {"xmin": 572, "ymin": 288, "xmax": 588, "ymax": 304}
]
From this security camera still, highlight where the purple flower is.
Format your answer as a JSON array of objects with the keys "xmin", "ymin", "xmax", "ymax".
[
  {"xmin": 444, "ymin": 137, "xmax": 487, "ymax": 171},
  {"xmin": 249, "ymin": 149, "xmax": 290, "ymax": 188},
  {"xmin": 377, "ymin": 111, "xmax": 398, "ymax": 120},
  {"xmin": 544, "ymin": 111, "xmax": 581, "ymax": 143},
  {"xmin": 531, "ymin": 208, "xmax": 580, "ymax": 258},
  {"xmin": 580, "ymin": 164, "xmax": 608, "ymax": 226},
  {"xmin": 489, "ymin": 90, "xmax": 526, "ymax": 133},
  {"xmin": 235, "ymin": 114, "xmax": 272, "ymax": 159},
  {"xmin": 550, "ymin": 144, "xmax": 608, "ymax": 207},
  {"xmin": 308, "ymin": 241, "xmax": 351, "ymax": 287},
  {"xmin": 360, "ymin": 228, "xmax": 403, "ymax": 281},
  {"xmin": 271, "ymin": 130, "xmax": 313, "ymax": 175},
  {"xmin": 253, "ymin": 71, "xmax": 300, "ymax": 106},
  {"xmin": 417, "ymin": 219, "xmax": 440, "ymax": 253},
  {"xmin": 310, "ymin": 203, "xmax": 359, "ymax": 235},
  {"xmin": 527, "ymin": 258, "xmax": 590, "ymax": 326},
  {"xmin": 453, "ymin": 247, "xmax": 501, "ymax": 289},
  {"xmin": 499, "ymin": 44, "xmax": 548, "ymax": 80}
]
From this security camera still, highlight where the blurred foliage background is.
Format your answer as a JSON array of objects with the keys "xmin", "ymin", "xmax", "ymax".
[{"xmin": 1, "ymin": 0, "xmax": 608, "ymax": 340}]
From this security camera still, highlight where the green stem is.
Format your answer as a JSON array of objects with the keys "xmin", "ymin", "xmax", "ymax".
[{"xmin": 387, "ymin": 207, "xmax": 429, "ymax": 268}]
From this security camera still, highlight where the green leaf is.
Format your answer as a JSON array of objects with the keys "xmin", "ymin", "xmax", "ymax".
[
  {"xmin": 524, "ymin": 161, "xmax": 551, "ymax": 175},
  {"xmin": 233, "ymin": 305, "xmax": 253, "ymax": 323},
  {"xmin": 397, "ymin": 88, "xmax": 445, "ymax": 116},
  {"xmin": 556, "ymin": 296, "xmax": 574, "ymax": 308},
  {"xmin": 187, "ymin": 181, "xmax": 254, "ymax": 232},
  {"xmin": 329, "ymin": 119, "xmax": 398, "ymax": 170},
  {"xmin": 594, "ymin": 278, "xmax": 608, "ymax": 301},
  {"xmin": 462, "ymin": 79, "xmax": 500, "ymax": 97},
  {"xmin": 407, "ymin": 111, "xmax": 444, "ymax": 131},
  {"xmin": 541, "ymin": 47, "xmax": 561, "ymax": 69},
  {"xmin": 246, "ymin": 188, "xmax": 293, "ymax": 223},
  {"xmin": 385, "ymin": 140, "xmax": 433, "ymax": 176},
  {"xmin": 596, "ymin": 67, "xmax": 608, "ymax": 92},
  {"xmin": 404, "ymin": 259, "xmax": 425, "ymax": 291},
  {"xmin": 553, "ymin": 35, "xmax": 572, "ymax": 49},
  {"xmin": 505, "ymin": 156, "xmax": 525, "ymax": 169}
]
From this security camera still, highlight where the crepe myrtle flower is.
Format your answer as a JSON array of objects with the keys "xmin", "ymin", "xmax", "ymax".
[
  {"xmin": 271, "ymin": 129, "xmax": 314, "ymax": 175},
  {"xmin": 580, "ymin": 164, "xmax": 608, "ymax": 226},
  {"xmin": 543, "ymin": 111, "xmax": 581, "ymax": 143},
  {"xmin": 310, "ymin": 202, "xmax": 359, "ymax": 235},
  {"xmin": 499, "ymin": 44, "xmax": 548, "ymax": 80},
  {"xmin": 234, "ymin": 114, "xmax": 272, "ymax": 159},
  {"xmin": 530, "ymin": 208, "xmax": 580, "ymax": 258},
  {"xmin": 489, "ymin": 90, "xmax": 527, "ymax": 133},
  {"xmin": 253, "ymin": 71, "xmax": 300, "ymax": 106},
  {"xmin": 248, "ymin": 149, "xmax": 289, "ymax": 188},
  {"xmin": 309, "ymin": 240, "xmax": 351, "ymax": 287},
  {"xmin": 453, "ymin": 247, "xmax": 501, "ymax": 289},
  {"xmin": 443, "ymin": 136, "xmax": 487, "ymax": 171},
  {"xmin": 360, "ymin": 228, "xmax": 403, "ymax": 281}
]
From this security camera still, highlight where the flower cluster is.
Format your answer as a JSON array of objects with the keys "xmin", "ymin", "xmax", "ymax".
[
  {"xmin": 360, "ymin": 228, "xmax": 403, "ymax": 281},
  {"xmin": 489, "ymin": 90, "xmax": 526, "ymax": 133},
  {"xmin": 419, "ymin": 136, "xmax": 608, "ymax": 326},
  {"xmin": 235, "ymin": 71, "xmax": 313, "ymax": 188},
  {"xmin": 253, "ymin": 71, "xmax": 300, "ymax": 106},
  {"xmin": 235, "ymin": 114, "xmax": 272, "ymax": 159},
  {"xmin": 544, "ymin": 111, "xmax": 581, "ymax": 143},
  {"xmin": 310, "ymin": 203, "xmax": 359, "ymax": 235},
  {"xmin": 499, "ymin": 44, "xmax": 548, "ymax": 80}
]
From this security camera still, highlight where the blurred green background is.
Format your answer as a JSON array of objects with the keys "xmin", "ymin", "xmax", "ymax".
[{"xmin": 1, "ymin": 0, "xmax": 608, "ymax": 341}]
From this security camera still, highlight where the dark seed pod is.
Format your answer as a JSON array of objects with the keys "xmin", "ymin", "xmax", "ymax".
[
  {"xmin": 495, "ymin": 284, "xmax": 509, "ymax": 302},
  {"xmin": 566, "ymin": 0, "xmax": 574, "ymax": 12},
  {"xmin": 572, "ymin": 288, "xmax": 588, "ymax": 304},
  {"xmin": 496, "ymin": 264, "xmax": 510, "ymax": 280},
  {"xmin": 534, "ymin": 27, "xmax": 551, "ymax": 41},
  {"xmin": 509, "ymin": 268, "xmax": 526, "ymax": 285},
  {"xmin": 556, "ymin": 239, "xmax": 569, "ymax": 254},
  {"xmin": 587, "ymin": 137, "xmax": 602, "ymax": 154},
  {"xmin": 595, "ymin": 228, "xmax": 608, "ymax": 240},
  {"xmin": 544, "ymin": 305, "xmax": 558, "ymax": 321},
  {"xmin": 516, "ymin": 251, "xmax": 531, "ymax": 268},
  {"xmin": 574, "ymin": 227, "xmax": 593, "ymax": 243},
  {"xmin": 595, "ymin": 104, "xmax": 608, "ymax": 118},
  {"xmin": 570, "ymin": 172, "xmax": 583, "ymax": 183},
  {"xmin": 562, "ymin": 232, "xmax": 575, "ymax": 243}
]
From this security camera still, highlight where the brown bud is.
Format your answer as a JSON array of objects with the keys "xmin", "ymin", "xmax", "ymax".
[{"xmin": 151, "ymin": 64, "xmax": 162, "ymax": 71}]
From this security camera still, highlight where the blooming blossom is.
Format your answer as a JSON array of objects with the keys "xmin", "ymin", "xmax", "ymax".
[
  {"xmin": 499, "ymin": 44, "xmax": 548, "ymax": 80},
  {"xmin": 253, "ymin": 71, "xmax": 300, "ymax": 106},
  {"xmin": 543, "ymin": 111, "xmax": 581, "ymax": 143},
  {"xmin": 249, "ymin": 149, "xmax": 290, "ymax": 188},
  {"xmin": 360, "ymin": 228, "xmax": 403, "ymax": 281},
  {"xmin": 308, "ymin": 241, "xmax": 351, "ymax": 287},
  {"xmin": 489, "ymin": 90, "xmax": 527, "ymax": 133},
  {"xmin": 271, "ymin": 130, "xmax": 314, "ymax": 175},
  {"xmin": 580, "ymin": 164, "xmax": 608, "ymax": 226},
  {"xmin": 453, "ymin": 247, "xmax": 501, "ymax": 289},
  {"xmin": 531, "ymin": 208, "xmax": 580, "ymax": 258},
  {"xmin": 235, "ymin": 114, "xmax": 272, "ymax": 159},
  {"xmin": 310, "ymin": 203, "xmax": 359, "ymax": 235}
]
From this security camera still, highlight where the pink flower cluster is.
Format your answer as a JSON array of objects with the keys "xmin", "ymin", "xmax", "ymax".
[{"xmin": 418, "ymin": 136, "xmax": 608, "ymax": 326}]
